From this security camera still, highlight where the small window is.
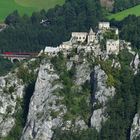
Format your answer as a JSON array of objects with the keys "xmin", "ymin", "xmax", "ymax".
[{"xmin": 50, "ymin": 65, "xmax": 53, "ymax": 69}]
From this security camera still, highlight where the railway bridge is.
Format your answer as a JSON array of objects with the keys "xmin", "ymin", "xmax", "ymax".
[{"xmin": 0, "ymin": 52, "xmax": 38, "ymax": 63}]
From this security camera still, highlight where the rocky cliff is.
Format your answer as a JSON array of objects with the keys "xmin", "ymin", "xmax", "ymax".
[
  {"xmin": 130, "ymin": 113, "xmax": 140, "ymax": 140},
  {"xmin": 1, "ymin": 46, "xmax": 140, "ymax": 140},
  {"xmin": 21, "ymin": 61, "xmax": 66, "ymax": 140},
  {"xmin": 21, "ymin": 55, "xmax": 90, "ymax": 140},
  {"xmin": 20, "ymin": 48, "xmax": 117, "ymax": 140},
  {"xmin": 90, "ymin": 65, "xmax": 115, "ymax": 131},
  {"xmin": 0, "ymin": 59, "xmax": 39, "ymax": 139},
  {"xmin": 0, "ymin": 71, "xmax": 25, "ymax": 137}
]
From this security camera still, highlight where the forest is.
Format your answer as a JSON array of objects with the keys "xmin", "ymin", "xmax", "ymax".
[
  {"xmin": 0, "ymin": 0, "xmax": 140, "ymax": 53},
  {"xmin": 0, "ymin": 0, "xmax": 102, "ymax": 52}
]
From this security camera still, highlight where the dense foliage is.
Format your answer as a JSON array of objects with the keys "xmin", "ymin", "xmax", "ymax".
[
  {"xmin": 0, "ymin": 0, "xmax": 103, "ymax": 52},
  {"xmin": 0, "ymin": 58, "xmax": 14, "ymax": 76},
  {"xmin": 53, "ymin": 128, "xmax": 99, "ymax": 140}
]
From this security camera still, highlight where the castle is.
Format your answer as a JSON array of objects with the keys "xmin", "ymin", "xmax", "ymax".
[
  {"xmin": 44, "ymin": 22, "xmax": 123, "ymax": 56},
  {"xmin": 71, "ymin": 28, "xmax": 96, "ymax": 44}
]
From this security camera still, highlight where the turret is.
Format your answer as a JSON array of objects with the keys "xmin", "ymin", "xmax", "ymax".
[{"xmin": 88, "ymin": 28, "xmax": 96, "ymax": 44}]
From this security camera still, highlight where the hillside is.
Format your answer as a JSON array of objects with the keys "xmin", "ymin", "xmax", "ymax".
[
  {"xmin": 0, "ymin": 0, "xmax": 64, "ymax": 21},
  {"xmin": 15, "ymin": 0, "xmax": 64, "ymax": 9},
  {"xmin": 108, "ymin": 4, "xmax": 140, "ymax": 20},
  {"xmin": 1, "ymin": 27, "xmax": 140, "ymax": 139},
  {"xmin": 100, "ymin": 0, "xmax": 140, "ymax": 13},
  {"xmin": 0, "ymin": 0, "xmax": 102, "ymax": 52}
]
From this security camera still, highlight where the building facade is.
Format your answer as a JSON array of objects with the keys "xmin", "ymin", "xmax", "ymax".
[
  {"xmin": 71, "ymin": 28, "xmax": 96, "ymax": 44},
  {"xmin": 44, "ymin": 46, "xmax": 60, "ymax": 56},
  {"xmin": 88, "ymin": 28, "xmax": 96, "ymax": 44},
  {"xmin": 106, "ymin": 39, "xmax": 120, "ymax": 54},
  {"xmin": 99, "ymin": 22, "xmax": 110, "ymax": 30},
  {"xmin": 71, "ymin": 32, "xmax": 88, "ymax": 43}
]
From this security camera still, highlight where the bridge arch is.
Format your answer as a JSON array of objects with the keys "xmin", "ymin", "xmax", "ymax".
[
  {"xmin": 11, "ymin": 58, "xmax": 21, "ymax": 63},
  {"xmin": 12, "ymin": 58, "xmax": 20, "ymax": 63}
]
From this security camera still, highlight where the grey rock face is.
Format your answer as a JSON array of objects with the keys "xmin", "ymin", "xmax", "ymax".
[
  {"xmin": 0, "ymin": 72, "xmax": 24, "ymax": 137},
  {"xmin": 111, "ymin": 59, "xmax": 121, "ymax": 68},
  {"xmin": 21, "ymin": 49, "xmax": 118, "ymax": 139},
  {"xmin": 21, "ymin": 55, "xmax": 91, "ymax": 140},
  {"xmin": 91, "ymin": 108, "xmax": 107, "ymax": 131},
  {"xmin": 93, "ymin": 66, "xmax": 115, "ymax": 105},
  {"xmin": 61, "ymin": 118, "xmax": 88, "ymax": 131},
  {"xmin": 130, "ymin": 53, "xmax": 140, "ymax": 75},
  {"xmin": 21, "ymin": 62, "xmax": 67, "ymax": 140},
  {"xmin": 75, "ymin": 61, "xmax": 91, "ymax": 86},
  {"xmin": 130, "ymin": 113, "xmax": 140, "ymax": 140},
  {"xmin": 90, "ymin": 65, "xmax": 115, "ymax": 131}
]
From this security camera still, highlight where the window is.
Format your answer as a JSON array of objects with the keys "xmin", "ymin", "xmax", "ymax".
[{"xmin": 50, "ymin": 65, "xmax": 53, "ymax": 69}]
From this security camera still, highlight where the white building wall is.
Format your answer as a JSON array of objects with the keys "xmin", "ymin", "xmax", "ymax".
[
  {"xmin": 99, "ymin": 22, "xmax": 110, "ymax": 30},
  {"xmin": 115, "ymin": 28, "xmax": 119, "ymax": 35},
  {"xmin": 59, "ymin": 44, "xmax": 72, "ymax": 50},
  {"xmin": 88, "ymin": 34, "xmax": 96, "ymax": 43},
  {"xmin": 72, "ymin": 32, "xmax": 87, "ymax": 43},
  {"xmin": 44, "ymin": 46, "xmax": 60, "ymax": 55},
  {"xmin": 106, "ymin": 40, "xmax": 120, "ymax": 54}
]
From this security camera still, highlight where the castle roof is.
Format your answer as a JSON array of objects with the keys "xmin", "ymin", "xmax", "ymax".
[
  {"xmin": 72, "ymin": 32, "xmax": 87, "ymax": 35},
  {"xmin": 44, "ymin": 46, "xmax": 60, "ymax": 53},
  {"xmin": 99, "ymin": 22, "xmax": 110, "ymax": 25},
  {"xmin": 89, "ymin": 28, "xmax": 95, "ymax": 35}
]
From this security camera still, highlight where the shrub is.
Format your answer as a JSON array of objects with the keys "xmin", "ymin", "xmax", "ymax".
[{"xmin": 107, "ymin": 74, "xmax": 116, "ymax": 87}]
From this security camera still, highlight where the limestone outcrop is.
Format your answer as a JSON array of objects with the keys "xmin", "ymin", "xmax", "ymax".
[
  {"xmin": 90, "ymin": 65, "xmax": 115, "ymax": 131},
  {"xmin": 21, "ymin": 54, "xmax": 91, "ymax": 140},
  {"xmin": 0, "ymin": 72, "xmax": 25, "ymax": 137},
  {"xmin": 21, "ymin": 61, "xmax": 66, "ymax": 140},
  {"xmin": 130, "ymin": 53, "xmax": 140, "ymax": 75},
  {"xmin": 130, "ymin": 113, "xmax": 140, "ymax": 140}
]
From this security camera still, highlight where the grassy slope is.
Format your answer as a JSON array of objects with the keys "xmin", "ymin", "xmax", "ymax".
[
  {"xmin": 108, "ymin": 4, "xmax": 140, "ymax": 21},
  {"xmin": 15, "ymin": 0, "xmax": 64, "ymax": 10},
  {"xmin": 0, "ymin": 0, "xmax": 64, "ymax": 22}
]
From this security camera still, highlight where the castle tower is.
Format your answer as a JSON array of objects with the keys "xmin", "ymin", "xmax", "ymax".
[{"xmin": 88, "ymin": 28, "xmax": 96, "ymax": 44}]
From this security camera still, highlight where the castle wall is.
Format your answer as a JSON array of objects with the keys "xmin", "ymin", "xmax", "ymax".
[
  {"xmin": 72, "ymin": 32, "xmax": 87, "ymax": 43},
  {"xmin": 59, "ymin": 43, "xmax": 72, "ymax": 50},
  {"xmin": 106, "ymin": 40, "xmax": 119, "ymax": 54},
  {"xmin": 99, "ymin": 22, "xmax": 110, "ymax": 30},
  {"xmin": 44, "ymin": 46, "xmax": 60, "ymax": 56},
  {"xmin": 88, "ymin": 34, "xmax": 96, "ymax": 43}
]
